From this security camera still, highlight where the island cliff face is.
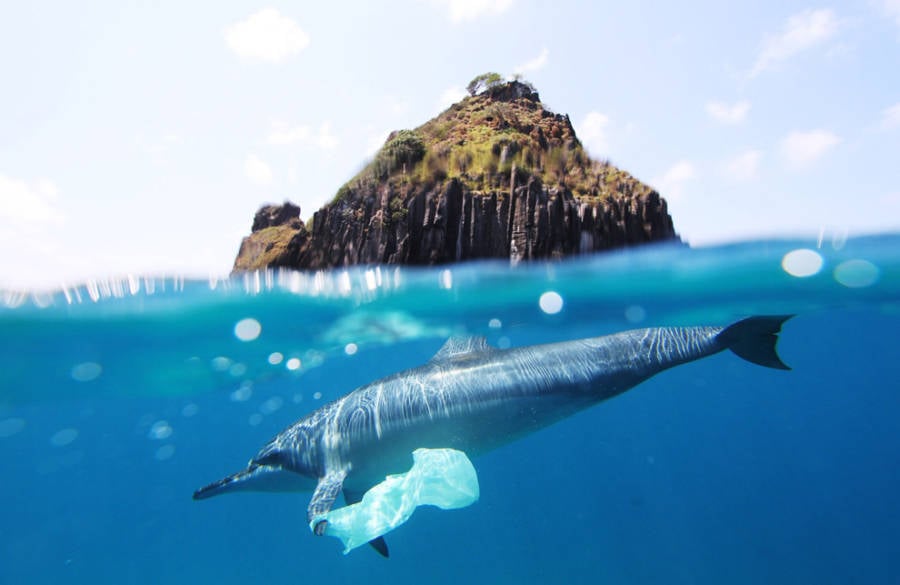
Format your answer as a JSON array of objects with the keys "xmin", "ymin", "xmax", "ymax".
[{"xmin": 233, "ymin": 80, "xmax": 678, "ymax": 272}]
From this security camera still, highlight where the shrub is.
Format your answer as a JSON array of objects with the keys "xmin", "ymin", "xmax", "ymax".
[
  {"xmin": 389, "ymin": 196, "xmax": 407, "ymax": 222},
  {"xmin": 466, "ymin": 72, "xmax": 504, "ymax": 96},
  {"xmin": 373, "ymin": 130, "xmax": 426, "ymax": 178}
]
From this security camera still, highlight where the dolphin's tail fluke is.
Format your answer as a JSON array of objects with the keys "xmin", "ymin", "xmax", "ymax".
[{"xmin": 718, "ymin": 315, "xmax": 793, "ymax": 370}]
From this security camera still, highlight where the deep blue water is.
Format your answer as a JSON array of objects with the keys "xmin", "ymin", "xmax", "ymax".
[{"xmin": 1, "ymin": 237, "xmax": 899, "ymax": 584}]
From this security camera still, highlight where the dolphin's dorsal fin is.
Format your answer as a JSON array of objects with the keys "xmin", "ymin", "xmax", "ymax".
[{"xmin": 430, "ymin": 336, "xmax": 493, "ymax": 362}]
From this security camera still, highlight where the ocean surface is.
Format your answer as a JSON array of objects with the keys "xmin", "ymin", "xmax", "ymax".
[{"xmin": 1, "ymin": 236, "xmax": 899, "ymax": 585}]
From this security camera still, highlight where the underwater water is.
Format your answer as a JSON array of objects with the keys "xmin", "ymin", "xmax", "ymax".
[{"xmin": 1, "ymin": 236, "xmax": 899, "ymax": 585}]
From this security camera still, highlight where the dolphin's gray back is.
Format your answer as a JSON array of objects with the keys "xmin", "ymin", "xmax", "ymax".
[{"xmin": 296, "ymin": 324, "xmax": 727, "ymax": 489}]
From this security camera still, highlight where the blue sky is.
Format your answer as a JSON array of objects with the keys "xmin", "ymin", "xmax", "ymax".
[{"xmin": 1, "ymin": 0, "xmax": 898, "ymax": 288}]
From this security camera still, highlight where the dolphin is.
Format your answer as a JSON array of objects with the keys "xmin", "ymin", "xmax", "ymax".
[{"xmin": 194, "ymin": 315, "xmax": 792, "ymax": 556}]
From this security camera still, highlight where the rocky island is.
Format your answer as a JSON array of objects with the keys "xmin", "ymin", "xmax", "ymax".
[{"xmin": 233, "ymin": 76, "xmax": 679, "ymax": 272}]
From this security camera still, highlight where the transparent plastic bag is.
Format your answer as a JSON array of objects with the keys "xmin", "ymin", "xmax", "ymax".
[{"xmin": 310, "ymin": 448, "xmax": 479, "ymax": 553}]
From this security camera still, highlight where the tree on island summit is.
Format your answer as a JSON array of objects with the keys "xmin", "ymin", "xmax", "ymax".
[{"xmin": 466, "ymin": 72, "xmax": 504, "ymax": 96}]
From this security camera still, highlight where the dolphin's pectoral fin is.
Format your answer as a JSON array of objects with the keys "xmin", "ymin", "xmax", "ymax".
[
  {"xmin": 344, "ymin": 488, "xmax": 390, "ymax": 558},
  {"xmin": 308, "ymin": 469, "xmax": 348, "ymax": 535}
]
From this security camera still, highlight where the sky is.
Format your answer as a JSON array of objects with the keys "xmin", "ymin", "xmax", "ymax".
[{"xmin": 1, "ymin": 0, "xmax": 898, "ymax": 289}]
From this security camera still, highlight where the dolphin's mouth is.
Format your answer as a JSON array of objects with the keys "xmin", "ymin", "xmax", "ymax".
[
  {"xmin": 193, "ymin": 462, "xmax": 315, "ymax": 499},
  {"xmin": 193, "ymin": 464, "xmax": 265, "ymax": 500}
]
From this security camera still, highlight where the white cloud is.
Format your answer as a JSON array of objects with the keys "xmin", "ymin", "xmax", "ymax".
[
  {"xmin": 428, "ymin": 0, "xmax": 514, "ymax": 22},
  {"xmin": 724, "ymin": 150, "xmax": 762, "ymax": 181},
  {"xmin": 706, "ymin": 100, "xmax": 751, "ymax": 124},
  {"xmin": 884, "ymin": 0, "xmax": 900, "ymax": 28},
  {"xmin": 780, "ymin": 130, "xmax": 840, "ymax": 169},
  {"xmin": 267, "ymin": 121, "xmax": 338, "ymax": 150},
  {"xmin": 579, "ymin": 111, "xmax": 610, "ymax": 156},
  {"xmin": 267, "ymin": 124, "xmax": 312, "ymax": 146},
  {"xmin": 224, "ymin": 9, "xmax": 310, "ymax": 62},
  {"xmin": 437, "ymin": 86, "xmax": 468, "ymax": 110},
  {"xmin": 880, "ymin": 102, "xmax": 900, "ymax": 129},
  {"xmin": 514, "ymin": 47, "xmax": 549, "ymax": 75},
  {"xmin": 653, "ymin": 160, "xmax": 696, "ymax": 201},
  {"xmin": 749, "ymin": 9, "xmax": 839, "ymax": 78},
  {"xmin": 0, "ymin": 174, "xmax": 64, "ymax": 225},
  {"xmin": 661, "ymin": 161, "xmax": 695, "ymax": 183},
  {"xmin": 316, "ymin": 122, "xmax": 339, "ymax": 150},
  {"xmin": 244, "ymin": 154, "xmax": 274, "ymax": 185}
]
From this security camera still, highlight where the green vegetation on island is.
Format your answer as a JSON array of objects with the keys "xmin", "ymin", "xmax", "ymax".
[{"xmin": 331, "ymin": 75, "xmax": 653, "ymax": 213}]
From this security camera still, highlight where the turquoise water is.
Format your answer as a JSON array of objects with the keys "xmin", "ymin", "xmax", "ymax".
[{"xmin": 1, "ymin": 236, "xmax": 899, "ymax": 584}]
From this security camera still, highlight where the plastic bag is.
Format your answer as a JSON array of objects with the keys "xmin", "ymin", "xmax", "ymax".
[{"xmin": 310, "ymin": 448, "xmax": 479, "ymax": 553}]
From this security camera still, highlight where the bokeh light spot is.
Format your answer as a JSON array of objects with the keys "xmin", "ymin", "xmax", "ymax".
[
  {"xmin": 539, "ymin": 291, "xmax": 564, "ymax": 315},
  {"xmin": 834, "ymin": 259, "xmax": 879, "ymax": 288},
  {"xmin": 230, "ymin": 381, "xmax": 253, "ymax": 402},
  {"xmin": 0, "ymin": 418, "xmax": 25, "ymax": 438},
  {"xmin": 50, "ymin": 428, "xmax": 79, "ymax": 447},
  {"xmin": 625, "ymin": 305, "xmax": 646, "ymax": 323},
  {"xmin": 211, "ymin": 356, "xmax": 232, "ymax": 372},
  {"xmin": 440, "ymin": 269, "xmax": 453, "ymax": 289},
  {"xmin": 268, "ymin": 352, "xmax": 284, "ymax": 365},
  {"xmin": 155, "ymin": 444, "xmax": 175, "ymax": 461},
  {"xmin": 782, "ymin": 249, "xmax": 824, "ymax": 277},
  {"xmin": 260, "ymin": 396, "xmax": 284, "ymax": 415},
  {"xmin": 148, "ymin": 420, "xmax": 173, "ymax": 440},
  {"xmin": 71, "ymin": 362, "xmax": 102, "ymax": 382},
  {"xmin": 234, "ymin": 318, "xmax": 262, "ymax": 342}
]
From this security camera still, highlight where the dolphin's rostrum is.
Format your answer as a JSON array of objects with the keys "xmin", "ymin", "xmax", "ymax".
[{"xmin": 194, "ymin": 316, "xmax": 792, "ymax": 556}]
